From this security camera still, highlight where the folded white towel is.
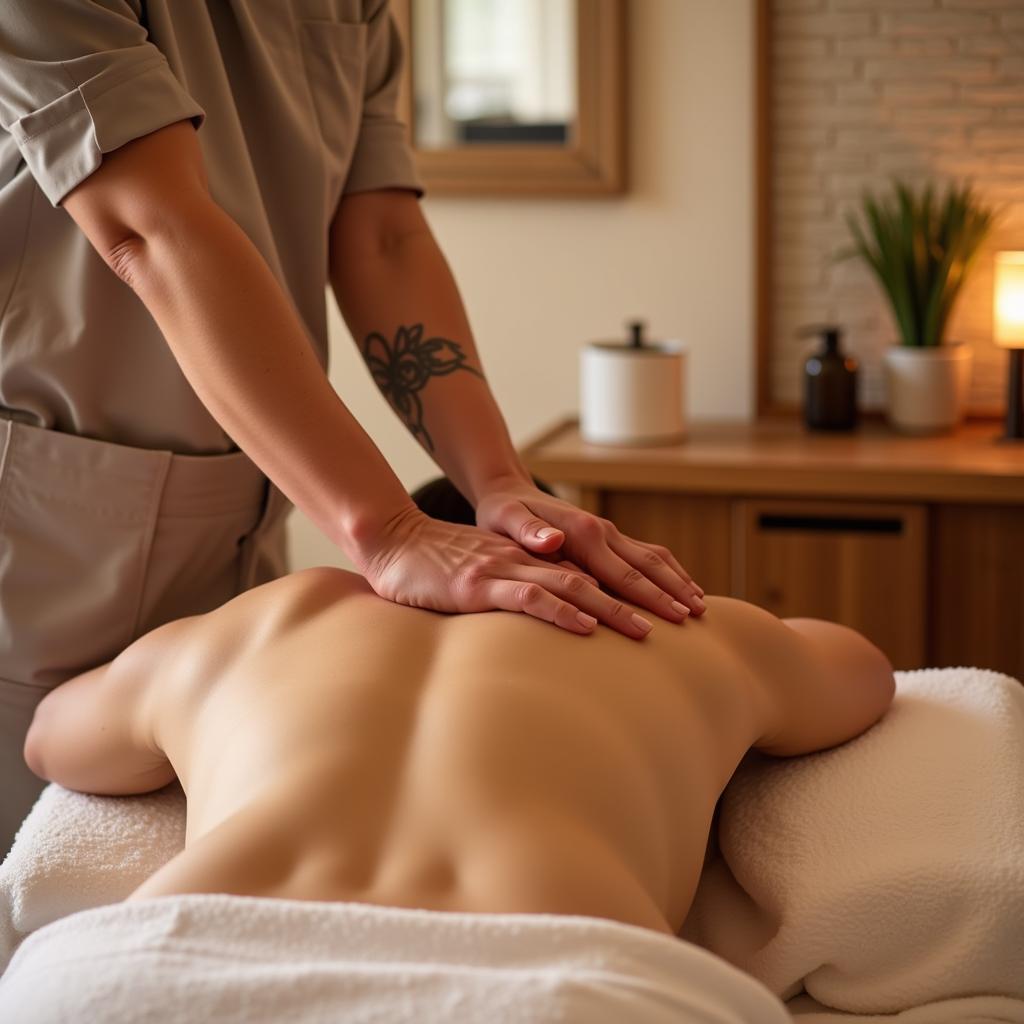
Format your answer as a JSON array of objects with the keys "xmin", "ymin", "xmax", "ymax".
[
  {"xmin": 0, "ymin": 780, "xmax": 185, "ymax": 969},
  {"xmin": 0, "ymin": 893, "xmax": 790, "ymax": 1024},
  {"xmin": 787, "ymin": 992, "xmax": 1024, "ymax": 1023},
  {"xmin": 683, "ymin": 667, "xmax": 1024, "ymax": 1016}
]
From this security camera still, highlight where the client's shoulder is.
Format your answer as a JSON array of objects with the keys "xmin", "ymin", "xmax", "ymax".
[
  {"xmin": 683, "ymin": 595, "xmax": 790, "ymax": 650},
  {"xmin": 215, "ymin": 565, "xmax": 373, "ymax": 621},
  {"xmin": 681, "ymin": 595, "xmax": 828, "ymax": 700},
  {"xmin": 146, "ymin": 568, "xmax": 373, "ymax": 689},
  {"xmin": 241, "ymin": 565, "xmax": 372, "ymax": 602}
]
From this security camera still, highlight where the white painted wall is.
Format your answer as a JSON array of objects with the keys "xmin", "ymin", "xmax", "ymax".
[{"xmin": 291, "ymin": 0, "xmax": 756, "ymax": 570}]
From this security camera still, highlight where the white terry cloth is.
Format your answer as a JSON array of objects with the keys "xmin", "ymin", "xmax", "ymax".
[
  {"xmin": 0, "ymin": 893, "xmax": 791, "ymax": 1024},
  {"xmin": 787, "ymin": 992, "xmax": 1024, "ymax": 1023},
  {"xmin": 0, "ymin": 780, "xmax": 186, "ymax": 970},
  {"xmin": 683, "ymin": 668, "xmax": 1024, "ymax": 1017}
]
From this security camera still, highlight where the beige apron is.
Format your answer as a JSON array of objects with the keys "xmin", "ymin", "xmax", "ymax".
[{"xmin": 0, "ymin": 415, "xmax": 292, "ymax": 849}]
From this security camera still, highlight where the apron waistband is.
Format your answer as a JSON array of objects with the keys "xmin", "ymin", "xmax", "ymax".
[{"xmin": 0, "ymin": 417, "xmax": 267, "ymax": 519}]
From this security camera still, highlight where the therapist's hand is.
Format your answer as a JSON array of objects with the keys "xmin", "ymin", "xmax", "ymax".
[
  {"xmin": 355, "ymin": 505, "xmax": 674, "ymax": 640},
  {"xmin": 475, "ymin": 477, "xmax": 706, "ymax": 625}
]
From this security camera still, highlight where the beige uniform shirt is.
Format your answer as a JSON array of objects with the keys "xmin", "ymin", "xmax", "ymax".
[{"xmin": 0, "ymin": 0, "xmax": 423, "ymax": 454}]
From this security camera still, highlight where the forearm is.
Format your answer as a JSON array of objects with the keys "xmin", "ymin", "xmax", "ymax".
[
  {"xmin": 117, "ymin": 199, "xmax": 416, "ymax": 557},
  {"xmin": 330, "ymin": 204, "xmax": 532, "ymax": 506}
]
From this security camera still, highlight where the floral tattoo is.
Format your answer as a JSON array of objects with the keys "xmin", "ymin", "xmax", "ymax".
[{"xmin": 361, "ymin": 323, "xmax": 483, "ymax": 452}]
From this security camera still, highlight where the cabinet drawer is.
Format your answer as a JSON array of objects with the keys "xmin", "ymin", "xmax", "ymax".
[{"xmin": 737, "ymin": 499, "xmax": 927, "ymax": 669}]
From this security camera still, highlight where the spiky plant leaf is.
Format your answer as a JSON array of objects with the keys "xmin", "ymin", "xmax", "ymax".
[{"xmin": 837, "ymin": 178, "xmax": 1000, "ymax": 347}]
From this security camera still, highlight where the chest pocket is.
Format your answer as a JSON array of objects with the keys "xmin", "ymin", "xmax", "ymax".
[{"xmin": 299, "ymin": 20, "xmax": 367, "ymax": 205}]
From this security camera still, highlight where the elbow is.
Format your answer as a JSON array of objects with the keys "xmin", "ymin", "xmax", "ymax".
[
  {"xmin": 60, "ymin": 119, "xmax": 215, "ymax": 290},
  {"xmin": 22, "ymin": 714, "xmax": 50, "ymax": 782},
  {"xmin": 22, "ymin": 688, "xmax": 62, "ymax": 782},
  {"xmin": 873, "ymin": 638, "xmax": 896, "ymax": 697},
  {"xmin": 95, "ymin": 192, "xmax": 223, "ymax": 292},
  {"xmin": 103, "ymin": 232, "xmax": 149, "ymax": 290},
  {"xmin": 878, "ymin": 663, "xmax": 897, "ymax": 719},
  {"xmin": 863, "ymin": 641, "xmax": 897, "ymax": 727},
  {"xmin": 329, "ymin": 190, "xmax": 429, "ymax": 268},
  {"xmin": 99, "ymin": 195, "xmax": 212, "ymax": 289},
  {"xmin": 880, "ymin": 659, "xmax": 897, "ymax": 704}
]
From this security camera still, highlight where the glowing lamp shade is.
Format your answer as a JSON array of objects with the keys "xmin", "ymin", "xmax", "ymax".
[
  {"xmin": 995, "ymin": 252, "xmax": 1024, "ymax": 348},
  {"xmin": 995, "ymin": 252, "xmax": 1024, "ymax": 439}
]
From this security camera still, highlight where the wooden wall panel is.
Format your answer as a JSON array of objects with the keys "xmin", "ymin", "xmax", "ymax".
[{"xmin": 930, "ymin": 505, "xmax": 1024, "ymax": 678}]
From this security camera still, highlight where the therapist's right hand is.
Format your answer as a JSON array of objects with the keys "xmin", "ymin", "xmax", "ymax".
[{"xmin": 354, "ymin": 505, "xmax": 656, "ymax": 640}]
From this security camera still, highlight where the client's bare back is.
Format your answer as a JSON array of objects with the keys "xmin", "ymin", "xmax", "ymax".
[{"xmin": 110, "ymin": 568, "xmax": 894, "ymax": 934}]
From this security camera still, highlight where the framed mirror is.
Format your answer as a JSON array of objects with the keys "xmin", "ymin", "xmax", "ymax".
[{"xmin": 391, "ymin": 0, "xmax": 627, "ymax": 196}]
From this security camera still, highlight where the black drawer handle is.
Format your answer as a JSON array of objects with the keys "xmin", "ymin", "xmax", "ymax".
[{"xmin": 757, "ymin": 514, "xmax": 903, "ymax": 535}]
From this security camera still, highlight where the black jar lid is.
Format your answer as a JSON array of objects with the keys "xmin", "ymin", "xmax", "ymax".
[{"xmin": 587, "ymin": 320, "xmax": 686, "ymax": 355}]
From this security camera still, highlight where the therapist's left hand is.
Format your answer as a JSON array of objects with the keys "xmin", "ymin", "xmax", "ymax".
[{"xmin": 475, "ymin": 478, "xmax": 706, "ymax": 626}]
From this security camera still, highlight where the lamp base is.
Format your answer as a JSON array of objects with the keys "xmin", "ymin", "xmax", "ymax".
[{"xmin": 1005, "ymin": 348, "xmax": 1024, "ymax": 441}]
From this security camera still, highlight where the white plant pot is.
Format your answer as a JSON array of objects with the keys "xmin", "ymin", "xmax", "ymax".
[{"xmin": 883, "ymin": 343, "xmax": 973, "ymax": 434}]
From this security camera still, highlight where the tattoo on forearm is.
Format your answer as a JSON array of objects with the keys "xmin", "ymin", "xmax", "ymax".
[{"xmin": 361, "ymin": 323, "xmax": 484, "ymax": 452}]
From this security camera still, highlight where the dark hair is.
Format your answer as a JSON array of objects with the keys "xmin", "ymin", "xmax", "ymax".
[{"xmin": 410, "ymin": 475, "xmax": 557, "ymax": 526}]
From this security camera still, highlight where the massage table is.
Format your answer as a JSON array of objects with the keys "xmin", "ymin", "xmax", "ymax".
[{"xmin": 1, "ymin": 667, "xmax": 1023, "ymax": 1022}]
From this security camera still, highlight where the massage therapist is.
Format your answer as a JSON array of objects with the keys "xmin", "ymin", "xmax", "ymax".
[{"xmin": 0, "ymin": 0, "xmax": 705, "ymax": 852}]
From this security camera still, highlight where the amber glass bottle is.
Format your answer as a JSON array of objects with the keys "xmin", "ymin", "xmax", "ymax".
[{"xmin": 803, "ymin": 325, "xmax": 858, "ymax": 431}]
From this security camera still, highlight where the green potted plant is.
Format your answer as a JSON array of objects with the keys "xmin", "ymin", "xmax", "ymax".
[{"xmin": 841, "ymin": 179, "xmax": 1000, "ymax": 433}]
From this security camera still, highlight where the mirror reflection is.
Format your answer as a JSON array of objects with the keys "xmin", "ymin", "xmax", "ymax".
[{"xmin": 411, "ymin": 0, "xmax": 577, "ymax": 149}]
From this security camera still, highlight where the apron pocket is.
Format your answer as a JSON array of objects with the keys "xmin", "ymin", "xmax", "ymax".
[
  {"xmin": 134, "ymin": 498, "xmax": 265, "ymax": 637},
  {"xmin": 0, "ymin": 423, "xmax": 164, "ymax": 689}
]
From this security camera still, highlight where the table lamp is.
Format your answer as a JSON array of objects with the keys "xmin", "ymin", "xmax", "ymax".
[{"xmin": 994, "ymin": 251, "xmax": 1024, "ymax": 440}]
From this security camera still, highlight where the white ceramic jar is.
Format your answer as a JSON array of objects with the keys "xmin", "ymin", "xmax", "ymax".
[{"xmin": 579, "ymin": 323, "xmax": 687, "ymax": 445}]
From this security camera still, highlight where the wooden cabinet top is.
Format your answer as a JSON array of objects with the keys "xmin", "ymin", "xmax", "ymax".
[{"xmin": 520, "ymin": 418, "xmax": 1024, "ymax": 504}]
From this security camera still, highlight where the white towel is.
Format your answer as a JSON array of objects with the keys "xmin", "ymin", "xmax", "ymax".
[
  {"xmin": 683, "ymin": 667, "xmax": 1024, "ymax": 1016},
  {"xmin": 0, "ymin": 780, "xmax": 185, "ymax": 969},
  {"xmin": 787, "ymin": 992, "xmax": 1024, "ymax": 1023},
  {"xmin": 0, "ymin": 892, "xmax": 790, "ymax": 1024}
]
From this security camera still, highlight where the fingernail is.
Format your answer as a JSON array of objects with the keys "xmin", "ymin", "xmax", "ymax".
[
  {"xmin": 576, "ymin": 611, "xmax": 597, "ymax": 629},
  {"xmin": 671, "ymin": 600, "xmax": 690, "ymax": 618},
  {"xmin": 631, "ymin": 613, "xmax": 653, "ymax": 635},
  {"xmin": 536, "ymin": 528, "xmax": 560, "ymax": 540}
]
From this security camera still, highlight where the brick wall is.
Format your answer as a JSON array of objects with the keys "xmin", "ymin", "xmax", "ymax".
[{"xmin": 770, "ymin": 0, "xmax": 1024, "ymax": 411}]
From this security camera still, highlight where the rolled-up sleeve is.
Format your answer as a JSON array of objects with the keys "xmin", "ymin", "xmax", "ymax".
[
  {"xmin": 0, "ymin": 0, "xmax": 205, "ymax": 207},
  {"xmin": 342, "ymin": 0, "xmax": 424, "ymax": 197}
]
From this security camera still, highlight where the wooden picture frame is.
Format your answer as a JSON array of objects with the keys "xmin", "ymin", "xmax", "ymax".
[
  {"xmin": 755, "ymin": 0, "xmax": 780, "ymax": 418},
  {"xmin": 391, "ymin": 0, "xmax": 628, "ymax": 197}
]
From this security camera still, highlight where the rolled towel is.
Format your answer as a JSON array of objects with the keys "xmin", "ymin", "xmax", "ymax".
[
  {"xmin": 0, "ymin": 781, "xmax": 184, "ymax": 968},
  {"xmin": 683, "ymin": 668, "xmax": 1024, "ymax": 1014}
]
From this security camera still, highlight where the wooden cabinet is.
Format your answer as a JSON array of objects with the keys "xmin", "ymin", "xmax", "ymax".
[
  {"xmin": 521, "ymin": 419, "xmax": 1024, "ymax": 676},
  {"xmin": 602, "ymin": 493, "xmax": 735, "ymax": 596},
  {"xmin": 736, "ymin": 499, "xmax": 926, "ymax": 669},
  {"xmin": 929, "ymin": 505, "xmax": 1024, "ymax": 676}
]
